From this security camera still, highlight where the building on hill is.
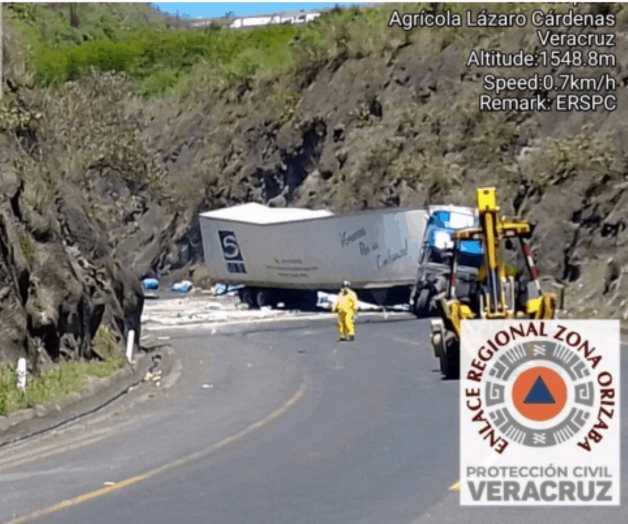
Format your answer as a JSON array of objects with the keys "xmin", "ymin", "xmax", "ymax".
[
  {"xmin": 228, "ymin": 11, "xmax": 321, "ymax": 29},
  {"xmin": 188, "ymin": 10, "xmax": 321, "ymax": 30}
]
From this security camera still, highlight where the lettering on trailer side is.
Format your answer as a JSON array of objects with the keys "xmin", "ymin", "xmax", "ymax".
[
  {"xmin": 376, "ymin": 240, "xmax": 409, "ymax": 269},
  {"xmin": 339, "ymin": 227, "xmax": 367, "ymax": 247}
]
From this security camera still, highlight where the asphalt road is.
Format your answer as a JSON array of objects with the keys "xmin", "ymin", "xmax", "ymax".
[{"xmin": 0, "ymin": 317, "xmax": 626, "ymax": 524}]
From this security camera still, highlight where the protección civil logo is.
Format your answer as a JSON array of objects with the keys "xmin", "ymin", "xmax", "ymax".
[{"xmin": 460, "ymin": 320, "xmax": 620, "ymax": 505}]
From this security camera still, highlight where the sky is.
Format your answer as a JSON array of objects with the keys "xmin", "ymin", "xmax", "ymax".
[{"xmin": 153, "ymin": 2, "xmax": 365, "ymax": 18}]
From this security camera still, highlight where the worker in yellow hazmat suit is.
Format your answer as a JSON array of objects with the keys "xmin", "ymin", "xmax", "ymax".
[{"xmin": 332, "ymin": 280, "xmax": 358, "ymax": 341}]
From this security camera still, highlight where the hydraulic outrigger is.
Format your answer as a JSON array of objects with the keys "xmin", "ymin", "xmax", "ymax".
[{"xmin": 430, "ymin": 187, "xmax": 558, "ymax": 379}]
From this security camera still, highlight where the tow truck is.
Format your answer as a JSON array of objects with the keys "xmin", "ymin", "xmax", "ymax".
[{"xmin": 430, "ymin": 187, "xmax": 559, "ymax": 379}]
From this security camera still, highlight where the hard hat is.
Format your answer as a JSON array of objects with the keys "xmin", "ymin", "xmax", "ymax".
[{"xmin": 343, "ymin": 280, "xmax": 351, "ymax": 288}]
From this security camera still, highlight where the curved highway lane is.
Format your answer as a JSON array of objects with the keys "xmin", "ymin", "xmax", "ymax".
[{"xmin": 0, "ymin": 318, "xmax": 626, "ymax": 524}]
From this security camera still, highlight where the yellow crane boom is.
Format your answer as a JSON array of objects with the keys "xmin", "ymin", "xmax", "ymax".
[{"xmin": 429, "ymin": 187, "xmax": 558, "ymax": 378}]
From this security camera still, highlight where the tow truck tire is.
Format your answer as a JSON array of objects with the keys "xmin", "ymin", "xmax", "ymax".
[
  {"xmin": 413, "ymin": 288, "xmax": 432, "ymax": 318},
  {"xmin": 439, "ymin": 353, "xmax": 459, "ymax": 379},
  {"xmin": 440, "ymin": 332, "xmax": 460, "ymax": 379}
]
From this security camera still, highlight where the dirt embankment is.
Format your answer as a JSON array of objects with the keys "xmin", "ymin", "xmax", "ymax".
[{"xmin": 1, "ymin": 4, "xmax": 627, "ymax": 366}]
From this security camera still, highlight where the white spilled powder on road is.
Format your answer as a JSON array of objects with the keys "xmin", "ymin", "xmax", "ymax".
[
  {"xmin": 141, "ymin": 292, "xmax": 406, "ymax": 331},
  {"xmin": 142, "ymin": 294, "xmax": 298, "ymax": 327}
]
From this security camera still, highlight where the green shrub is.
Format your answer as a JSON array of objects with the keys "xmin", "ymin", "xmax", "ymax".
[
  {"xmin": 18, "ymin": 232, "xmax": 36, "ymax": 266},
  {"xmin": 92, "ymin": 325, "xmax": 117, "ymax": 360},
  {"xmin": 9, "ymin": 3, "xmax": 440, "ymax": 97}
]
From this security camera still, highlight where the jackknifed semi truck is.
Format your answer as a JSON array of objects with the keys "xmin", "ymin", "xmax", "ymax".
[{"xmin": 199, "ymin": 203, "xmax": 428, "ymax": 309}]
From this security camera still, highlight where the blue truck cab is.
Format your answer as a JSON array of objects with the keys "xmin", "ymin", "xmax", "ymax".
[{"xmin": 410, "ymin": 207, "xmax": 484, "ymax": 317}]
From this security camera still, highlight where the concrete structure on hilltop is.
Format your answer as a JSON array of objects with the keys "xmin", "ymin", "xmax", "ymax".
[
  {"xmin": 188, "ymin": 10, "xmax": 321, "ymax": 30},
  {"xmin": 228, "ymin": 11, "xmax": 321, "ymax": 29}
]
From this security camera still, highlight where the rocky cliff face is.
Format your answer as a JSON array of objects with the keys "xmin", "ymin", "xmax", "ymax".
[
  {"xmin": 146, "ymin": 10, "xmax": 627, "ymax": 319},
  {"xmin": 0, "ymin": 78, "xmax": 146, "ymax": 367},
  {"xmin": 0, "ymin": 168, "xmax": 144, "ymax": 368},
  {"xmin": 1, "ymin": 5, "xmax": 627, "ymax": 367}
]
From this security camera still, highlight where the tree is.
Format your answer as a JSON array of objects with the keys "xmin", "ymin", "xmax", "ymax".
[{"xmin": 69, "ymin": 3, "xmax": 79, "ymax": 28}]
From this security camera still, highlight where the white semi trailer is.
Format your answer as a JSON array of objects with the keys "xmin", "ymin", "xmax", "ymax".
[{"xmin": 199, "ymin": 203, "xmax": 427, "ymax": 308}]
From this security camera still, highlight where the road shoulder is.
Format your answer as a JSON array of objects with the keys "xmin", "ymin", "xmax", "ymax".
[{"xmin": 0, "ymin": 346, "xmax": 177, "ymax": 448}]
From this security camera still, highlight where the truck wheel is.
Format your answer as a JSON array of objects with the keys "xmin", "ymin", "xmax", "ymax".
[
  {"xmin": 413, "ymin": 288, "xmax": 432, "ymax": 318},
  {"xmin": 240, "ymin": 288, "xmax": 257, "ymax": 309},
  {"xmin": 255, "ymin": 289, "xmax": 272, "ymax": 308}
]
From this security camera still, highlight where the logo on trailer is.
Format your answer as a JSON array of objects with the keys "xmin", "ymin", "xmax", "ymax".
[{"xmin": 218, "ymin": 230, "xmax": 247, "ymax": 274}]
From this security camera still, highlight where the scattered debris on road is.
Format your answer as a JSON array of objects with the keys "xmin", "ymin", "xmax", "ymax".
[
  {"xmin": 142, "ymin": 292, "xmax": 408, "ymax": 332},
  {"xmin": 142, "ymin": 294, "xmax": 306, "ymax": 329},
  {"xmin": 171, "ymin": 280, "xmax": 193, "ymax": 293},
  {"xmin": 143, "ymin": 369, "xmax": 163, "ymax": 384},
  {"xmin": 142, "ymin": 278, "xmax": 160, "ymax": 290}
]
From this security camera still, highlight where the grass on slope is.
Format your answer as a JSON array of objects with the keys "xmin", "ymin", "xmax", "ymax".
[
  {"xmin": 7, "ymin": 2, "xmax": 169, "ymax": 46},
  {"xmin": 7, "ymin": 2, "xmax": 614, "ymax": 97},
  {"xmin": 6, "ymin": 3, "xmax": 423, "ymax": 96},
  {"xmin": 34, "ymin": 24, "xmax": 300, "ymax": 95},
  {"xmin": 0, "ymin": 352, "xmax": 126, "ymax": 416},
  {"xmin": 0, "ymin": 324, "xmax": 126, "ymax": 416}
]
